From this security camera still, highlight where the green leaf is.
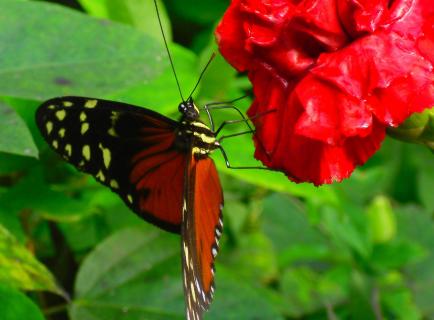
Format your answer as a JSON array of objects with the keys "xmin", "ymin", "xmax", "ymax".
[
  {"xmin": 261, "ymin": 193, "xmax": 326, "ymax": 255},
  {"xmin": 370, "ymin": 241, "xmax": 426, "ymax": 271},
  {"xmin": 207, "ymin": 266, "xmax": 284, "ymax": 320},
  {"xmin": 223, "ymin": 199, "xmax": 249, "ymax": 236},
  {"xmin": 382, "ymin": 287, "xmax": 422, "ymax": 320},
  {"xmin": 109, "ymin": 45, "xmax": 198, "ymax": 115},
  {"xmin": 319, "ymin": 205, "xmax": 371, "ymax": 259},
  {"xmin": 197, "ymin": 51, "xmax": 239, "ymax": 103},
  {"xmin": 0, "ymin": 0, "xmax": 167, "ymax": 100},
  {"xmin": 396, "ymin": 206, "xmax": 434, "ymax": 316},
  {"xmin": 0, "ymin": 168, "xmax": 94, "ymax": 222},
  {"xmin": 59, "ymin": 188, "xmax": 145, "ymax": 253},
  {"xmin": 0, "ymin": 285, "xmax": 46, "ymax": 320},
  {"xmin": 335, "ymin": 167, "xmax": 391, "ymax": 204},
  {"xmin": 0, "ymin": 224, "xmax": 62, "ymax": 295},
  {"xmin": 0, "ymin": 101, "xmax": 38, "ymax": 158},
  {"xmin": 280, "ymin": 266, "xmax": 350, "ymax": 317},
  {"xmin": 71, "ymin": 227, "xmax": 184, "ymax": 320},
  {"xmin": 78, "ymin": 0, "xmax": 172, "ymax": 42},
  {"xmin": 414, "ymin": 147, "xmax": 434, "ymax": 212},
  {"xmin": 347, "ymin": 271, "xmax": 377, "ymax": 320},
  {"xmin": 107, "ymin": 0, "xmax": 171, "ymax": 41},
  {"xmin": 165, "ymin": 0, "xmax": 228, "ymax": 26},
  {"xmin": 76, "ymin": 0, "xmax": 108, "ymax": 17},
  {"xmin": 0, "ymin": 152, "xmax": 38, "ymax": 174},
  {"xmin": 224, "ymin": 231, "xmax": 278, "ymax": 283}
]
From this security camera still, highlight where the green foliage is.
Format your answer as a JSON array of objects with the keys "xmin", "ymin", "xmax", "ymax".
[
  {"xmin": 0, "ymin": 0, "xmax": 433, "ymax": 319},
  {"xmin": 70, "ymin": 227, "xmax": 183, "ymax": 319},
  {"xmin": 0, "ymin": 225, "xmax": 61, "ymax": 295},
  {"xmin": 0, "ymin": 285, "xmax": 46, "ymax": 320},
  {"xmin": 77, "ymin": 0, "xmax": 172, "ymax": 41},
  {"xmin": 0, "ymin": 0, "xmax": 167, "ymax": 101},
  {"xmin": 0, "ymin": 101, "xmax": 38, "ymax": 158}
]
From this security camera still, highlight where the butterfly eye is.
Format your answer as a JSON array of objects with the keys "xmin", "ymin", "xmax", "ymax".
[{"xmin": 178, "ymin": 102, "xmax": 187, "ymax": 113}]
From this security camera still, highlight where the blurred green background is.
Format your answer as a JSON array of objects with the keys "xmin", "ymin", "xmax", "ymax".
[{"xmin": 0, "ymin": 0, "xmax": 433, "ymax": 319}]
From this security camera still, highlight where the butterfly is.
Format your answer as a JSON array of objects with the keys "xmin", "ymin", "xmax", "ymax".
[{"xmin": 36, "ymin": 96, "xmax": 224, "ymax": 320}]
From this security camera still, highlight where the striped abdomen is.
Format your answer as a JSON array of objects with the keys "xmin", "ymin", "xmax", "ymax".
[{"xmin": 176, "ymin": 120, "xmax": 218, "ymax": 157}]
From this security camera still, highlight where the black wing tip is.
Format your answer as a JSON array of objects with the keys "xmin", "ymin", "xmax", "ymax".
[
  {"xmin": 118, "ymin": 195, "xmax": 181, "ymax": 234},
  {"xmin": 35, "ymin": 96, "xmax": 68, "ymax": 121},
  {"xmin": 138, "ymin": 211, "xmax": 181, "ymax": 234}
]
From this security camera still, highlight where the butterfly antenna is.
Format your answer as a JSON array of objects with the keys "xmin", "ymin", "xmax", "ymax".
[
  {"xmin": 153, "ymin": 0, "xmax": 185, "ymax": 102},
  {"xmin": 187, "ymin": 52, "xmax": 216, "ymax": 100}
]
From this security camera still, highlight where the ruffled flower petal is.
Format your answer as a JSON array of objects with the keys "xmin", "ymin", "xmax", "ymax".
[{"xmin": 216, "ymin": 0, "xmax": 434, "ymax": 185}]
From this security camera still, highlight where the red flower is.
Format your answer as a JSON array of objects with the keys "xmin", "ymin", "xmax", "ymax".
[{"xmin": 216, "ymin": 0, "xmax": 434, "ymax": 185}]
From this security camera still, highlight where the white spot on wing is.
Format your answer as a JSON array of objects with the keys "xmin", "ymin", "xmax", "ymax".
[
  {"xmin": 80, "ymin": 112, "xmax": 87, "ymax": 122},
  {"xmin": 46, "ymin": 122, "xmax": 53, "ymax": 135},
  {"xmin": 190, "ymin": 282, "xmax": 196, "ymax": 302},
  {"xmin": 59, "ymin": 128, "xmax": 66, "ymax": 138},
  {"xmin": 110, "ymin": 180, "xmax": 119, "ymax": 189},
  {"xmin": 81, "ymin": 122, "xmax": 89, "ymax": 135},
  {"xmin": 96, "ymin": 170, "xmax": 105, "ymax": 182},
  {"xmin": 65, "ymin": 144, "xmax": 72, "ymax": 157},
  {"xmin": 108, "ymin": 127, "xmax": 117, "ymax": 137},
  {"xmin": 98, "ymin": 143, "xmax": 111, "ymax": 169},
  {"xmin": 183, "ymin": 269, "xmax": 188, "ymax": 288},
  {"xmin": 84, "ymin": 99, "xmax": 98, "ymax": 108},
  {"xmin": 184, "ymin": 242, "xmax": 190, "ymax": 269},
  {"xmin": 82, "ymin": 145, "xmax": 91, "ymax": 161},
  {"xmin": 55, "ymin": 110, "xmax": 66, "ymax": 121}
]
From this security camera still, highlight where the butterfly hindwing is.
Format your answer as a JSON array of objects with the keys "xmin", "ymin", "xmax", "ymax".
[
  {"xmin": 182, "ymin": 155, "xmax": 223, "ymax": 320},
  {"xmin": 36, "ymin": 96, "xmax": 185, "ymax": 232}
]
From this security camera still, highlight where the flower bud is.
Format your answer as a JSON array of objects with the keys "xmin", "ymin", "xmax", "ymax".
[
  {"xmin": 387, "ymin": 107, "xmax": 434, "ymax": 153},
  {"xmin": 367, "ymin": 196, "xmax": 396, "ymax": 244}
]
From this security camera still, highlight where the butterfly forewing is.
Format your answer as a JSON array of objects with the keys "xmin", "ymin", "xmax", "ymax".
[
  {"xmin": 182, "ymin": 155, "xmax": 223, "ymax": 320},
  {"xmin": 36, "ymin": 97, "xmax": 185, "ymax": 232}
]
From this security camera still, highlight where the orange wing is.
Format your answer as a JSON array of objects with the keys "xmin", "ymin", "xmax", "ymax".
[
  {"xmin": 181, "ymin": 156, "xmax": 223, "ymax": 320},
  {"xmin": 36, "ymin": 96, "xmax": 185, "ymax": 232}
]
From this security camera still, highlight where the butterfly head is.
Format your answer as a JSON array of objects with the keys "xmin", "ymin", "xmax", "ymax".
[{"xmin": 179, "ymin": 97, "xmax": 200, "ymax": 121}]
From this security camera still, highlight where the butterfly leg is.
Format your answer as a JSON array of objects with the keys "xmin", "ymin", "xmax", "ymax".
[
  {"xmin": 214, "ymin": 108, "xmax": 276, "ymax": 136},
  {"xmin": 214, "ymin": 117, "xmax": 255, "ymax": 136},
  {"xmin": 216, "ymin": 144, "xmax": 272, "ymax": 170},
  {"xmin": 218, "ymin": 130, "xmax": 255, "ymax": 142},
  {"xmin": 203, "ymin": 102, "xmax": 253, "ymax": 133}
]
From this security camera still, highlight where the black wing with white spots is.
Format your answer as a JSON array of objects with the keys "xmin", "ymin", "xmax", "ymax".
[{"xmin": 36, "ymin": 96, "xmax": 187, "ymax": 233}]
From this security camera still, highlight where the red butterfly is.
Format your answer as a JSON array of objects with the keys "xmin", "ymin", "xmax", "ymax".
[{"xmin": 36, "ymin": 95, "xmax": 226, "ymax": 319}]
